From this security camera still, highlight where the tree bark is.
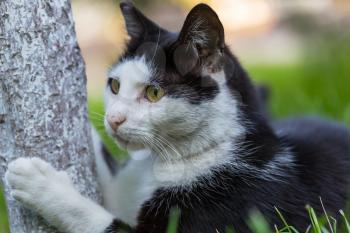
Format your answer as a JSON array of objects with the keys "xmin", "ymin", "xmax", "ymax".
[{"xmin": 0, "ymin": 0, "xmax": 100, "ymax": 232}]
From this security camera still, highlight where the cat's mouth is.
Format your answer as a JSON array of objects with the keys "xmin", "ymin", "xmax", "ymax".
[{"xmin": 114, "ymin": 134, "xmax": 129, "ymax": 145}]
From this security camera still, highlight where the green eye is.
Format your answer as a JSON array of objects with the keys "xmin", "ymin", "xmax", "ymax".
[
  {"xmin": 145, "ymin": 85, "xmax": 165, "ymax": 102},
  {"xmin": 110, "ymin": 79, "xmax": 120, "ymax": 94}
]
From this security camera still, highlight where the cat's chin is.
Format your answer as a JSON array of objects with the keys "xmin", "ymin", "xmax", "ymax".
[{"xmin": 114, "ymin": 135, "xmax": 145, "ymax": 151}]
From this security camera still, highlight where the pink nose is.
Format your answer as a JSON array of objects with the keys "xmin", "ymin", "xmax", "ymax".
[{"xmin": 107, "ymin": 115, "xmax": 126, "ymax": 131}]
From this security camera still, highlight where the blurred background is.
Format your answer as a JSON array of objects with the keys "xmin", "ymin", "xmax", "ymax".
[{"xmin": 1, "ymin": 0, "xmax": 350, "ymax": 232}]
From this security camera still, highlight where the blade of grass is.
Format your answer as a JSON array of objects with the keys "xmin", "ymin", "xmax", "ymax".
[
  {"xmin": 289, "ymin": 226, "xmax": 300, "ymax": 233},
  {"xmin": 274, "ymin": 224, "xmax": 280, "ymax": 233},
  {"xmin": 306, "ymin": 205, "xmax": 322, "ymax": 233},
  {"xmin": 340, "ymin": 210, "xmax": 350, "ymax": 233},
  {"xmin": 225, "ymin": 226, "xmax": 235, "ymax": 233},
  {"xmin": 275, "ymin": 207, "xmax": 293, "ymax": 233},
  {"xmin": 330, "ymin": 217, "xmax": 337, "ymax": 233},
  {"xmin": 279, "ymin": 226, "xmax": 300, "ymax": 233},
  {"xmin": 319, "ymin": 197, "xmax": 334, "ymax": 233},
  {"xmin": 247, "ymin": 211, "xmax": 271, "ymax": 233},
  {"xmin": 167, "ymin": 208, "xmax": 180, "ymax": 233}
]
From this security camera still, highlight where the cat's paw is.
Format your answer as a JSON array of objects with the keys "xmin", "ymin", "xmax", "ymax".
[{"xmin": 5, "ymin": 157, "xmax": 73, "ymax": 211}]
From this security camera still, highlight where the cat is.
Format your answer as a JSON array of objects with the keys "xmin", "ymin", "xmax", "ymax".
[{"xmin": 5, "ymin": 2, "xmax": 350, "ymax": 233}]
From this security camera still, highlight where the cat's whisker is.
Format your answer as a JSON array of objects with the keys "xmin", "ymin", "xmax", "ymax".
[
  {"xmin": 149, "ymin": 137, "xmax": 174, "ymax": 163},
  {"xmin": 89, "ymin": 111, "xmax": 105, "ymax": 117},
  {"xmin": 143, "ymin": 128, "xmax": 181, "ymax": 157},
  {"xmin": 150, "ymin": 28, "xmax": 161, "ymax": 65},
  {"xmin": 88, "ymin": 116, "xmax": 104, "ymax": 121},
  {"xmin": 140, "ymin": 134, "xmax": 171, "ymax": 163},
  {"xmin": 124, "ymin": 129, "xmax": 167, "ymax": 160},
  {"xmin": 136, "ymin": 130, "xmax": 176, "ymax": 164},
  {"xmin": 152, "ymin": 134, "xmax": 182, "ymax": 160}
]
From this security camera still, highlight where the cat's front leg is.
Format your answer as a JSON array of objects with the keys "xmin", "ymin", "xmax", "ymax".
[{"xmin": 5, "ymin": 157, "xmax": 114, "ymax": 233}]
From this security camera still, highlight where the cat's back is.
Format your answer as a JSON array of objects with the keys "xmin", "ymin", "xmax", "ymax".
[
  {"xmin": 273, "ymin": 116, "xmax": 350, "ymax": 215},
  {"xmin": 273, "ymin": 117, "xmax": 350, "ymax": 164}
]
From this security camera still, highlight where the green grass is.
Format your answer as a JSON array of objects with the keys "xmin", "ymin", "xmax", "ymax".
[
  {"xmin": 0, "ymin": 186, "xmax": 8, "ymax": 233},
  {"xmin": 162, "ymin": 204, "xmax": 350, "ymax": 233},
  {"xmin": 163, "ymin": 204, "xmax": 350, "ymax": 233},
  {"xmin": 247, "ymin": 62, "xmax": 350, "ymax": 125}
]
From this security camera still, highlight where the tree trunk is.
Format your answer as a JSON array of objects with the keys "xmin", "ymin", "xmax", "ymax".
[{"xmin": 0, "ymin": 0, "xmax": 100, "ymax": 232}]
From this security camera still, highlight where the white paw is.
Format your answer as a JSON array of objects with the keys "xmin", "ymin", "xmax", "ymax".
[
  {"xmin": 5, "ymin": 157, "xmax": 73, "ymax": 211},
  {"xmin": 5, "ymin": 157, "xmax": 114, "ymax": 233}
]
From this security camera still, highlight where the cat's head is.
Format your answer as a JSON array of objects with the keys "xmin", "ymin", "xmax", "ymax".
[{"xmin": 104, "ymin": 2, "xmax": 259, "ymax": 156}]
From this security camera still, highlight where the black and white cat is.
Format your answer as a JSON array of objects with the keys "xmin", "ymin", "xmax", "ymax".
[{"xmin": 5, "ymin": 2, "xmax": 350, "ymax": 233}]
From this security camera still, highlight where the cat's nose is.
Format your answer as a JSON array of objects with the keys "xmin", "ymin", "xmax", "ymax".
[{"xmin": 107, "ymin": 115, "xmax": 127, "ymax": 131}]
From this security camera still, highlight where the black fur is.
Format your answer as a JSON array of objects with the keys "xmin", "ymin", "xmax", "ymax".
[
  {"xmin": 101, "ymin": 144, "xmax": 118, "ymax": 176},
  {"xmin": 104, "ymin": 219, "xmax": 133, "ymax": 233},
  {"xmin": 104, "ymin": 2, "xmax": 350, "ymax": 233}
]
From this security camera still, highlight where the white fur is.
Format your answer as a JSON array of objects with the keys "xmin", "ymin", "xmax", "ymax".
[
  {"xmin": 108, "ymin": 57, "xmax": 152, "ymax": 101},
  {"xmin": 5, "ymin": 157, "xmax": 114, "ymax": 233},
  {"xmin": 204, "ymin": 70, "xmax": 226, "ymax": 85},
  {"xmin": 91, "ymin": 126, "xmax": 116, "ymax": 208},
  {"xmin": 102, "ymin": 150, "xmax": 155, "ymax": 226}
]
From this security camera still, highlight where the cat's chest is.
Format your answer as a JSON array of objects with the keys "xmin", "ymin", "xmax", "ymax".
[{"xmin": 105, "ymin": 146, "xmax": 231, "ymax": 226}]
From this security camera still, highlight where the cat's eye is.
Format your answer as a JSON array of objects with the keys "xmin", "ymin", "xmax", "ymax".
[
  {"xmin": 110, "ymin": 79, "xmax": 120, "ymax": 95},
  {"xmin": 145, "ymin": 85, "xmax": 165, "ymax": 102}
]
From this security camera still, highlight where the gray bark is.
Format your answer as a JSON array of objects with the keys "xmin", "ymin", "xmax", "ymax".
[{"xmin": 0, "ymin": 0, "xmax": 100, "ymax": 232}]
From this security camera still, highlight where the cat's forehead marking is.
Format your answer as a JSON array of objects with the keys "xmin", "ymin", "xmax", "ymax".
[{"xmin": 109, "ymin": 57, "xmax": 152, "ymax": 85}]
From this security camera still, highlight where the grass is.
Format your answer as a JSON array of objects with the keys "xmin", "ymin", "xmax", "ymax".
[
  {"xmin": 162, "ymin": 204, "xmax": 350, "ymax": 233},
  {"xmin": 246, "ymin": 206, "xmax": 350, "ymax": 233},
  {"xmin": 247, "ymin": 61, "xmax": 350, "ymax": 125},
  {"xmin": 0, "ymin": 187, "xmax": 8, "ymax": 233}
]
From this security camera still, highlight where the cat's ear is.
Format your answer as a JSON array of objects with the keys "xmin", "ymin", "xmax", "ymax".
[
  {"xmin": 120, "ymin": 1, "xmax": 166, "ymax": 42},
  {"xmin": 178, "ymin": 4, "xmax": 224, "ymax": 52},
  {"xmin": 174, "ymin": 4, "xmax": 225, "ymax": 74}
]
